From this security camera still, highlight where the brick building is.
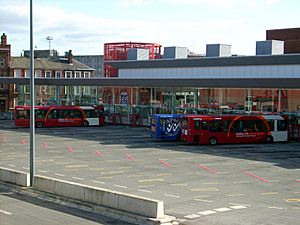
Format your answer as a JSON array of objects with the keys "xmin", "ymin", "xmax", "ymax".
[{"xmin": 267, "ymin": 27, "xmax": 300, "ymax": 53}]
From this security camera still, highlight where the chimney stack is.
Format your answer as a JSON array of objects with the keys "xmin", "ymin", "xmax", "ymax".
[
  {"xmin": 1, "ymin": 33, "xmax": 7, "ymax": 46},
  {"xmin": 67, "ymin": 50, "xmax": 73, "ymax": 64}
]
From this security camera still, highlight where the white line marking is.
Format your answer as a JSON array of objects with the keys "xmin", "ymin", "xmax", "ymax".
[
  {"xmin": 8, "ymin": 164, "xmax": 16, "ymax": 167},
  {"xmin": 184, "ymin": 214, "xmax": 201, "ymax": 219},
  {"xmin": 72, "ymin": 177, "xmax": 84, "ymax": 180},
  {"xmin": 38, "ymin": 170, "xmax": 49, "ymax": 173},
  {"xmin": 214, "ymin": 207, "xmax": 232, "ymax": 212},
  {"xmin": 92, "ymin": 180, "xmax": 105, "ymax": 184},
  {"xmin": 138, "ymin": 189, "xmax": 152, "ymax": 193},
  {"xmin": 233, "ymin": 181, "xmax": 250, "ymax": 184},
  {"xmin": 0, "ymin": 209, "xmax": 12, "ymax": 215},
  {"xmin": 198, "ymin": 210, "xmax": 216, "ymax": 215},
  {"xmin": 54, "ymin": 173, "xmax": 65, "ymax": 177},
  {"xmin": 164, "ymin": 194, "xmax": 180, "ymax": 198},
  {"xmin": 114, "ymin": 185, "xmax": 127, "ymax": 189},
  {"xmin": 268, "ymin": 207, "xmax": 284, "ymax": 209},
  {"xmin": 227, "ymin": 194, "xmax": 245, "ymax": 197},
  {"xmin": 230, "ymin": 205, "xmax": 247, "ymax": 209},
  {"xmin": 194, "ymin": 199, "xmax": 213, "ymax": 203}
]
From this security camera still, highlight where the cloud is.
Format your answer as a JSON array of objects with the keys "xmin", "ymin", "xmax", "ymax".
[{"xmin": 118, "ymin": 0, "xmax": 154, "ymax": 7}]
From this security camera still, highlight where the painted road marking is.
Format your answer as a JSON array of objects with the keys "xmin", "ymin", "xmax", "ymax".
[
  {"xmin": 43, "ymin": 143, "xmax": 48, "ymax": 149},
  {"xmin": 100, "ymin": 171, "xmax": 124, "ymax": 175},
  {"xmin": 195, "ymin": 163, "xmax": 217, "ymax": 174},
  {"xmin": 0, "ymin": 209, "xmax": 12, "ymax": 215},
  {"xmin": 203, "ymin": 182, "xmax": 219, "ymax": 185},
  {"xmin": 95, "ymin": 150, "xmax": 103, "ymax": 157},
  {"xmin": 296, "ymin": 180, "xmax": 300, "ymax": 182},
  {"xmin": 128, "ymin": 174, "xmax": 143, "ymax": 178},
  {"xmin": 114, "ymin": 185, "xmax": 127, "ymax": 189},
  {"xmin": 198, "ymin": 210, "xmax": 216, "ymax": 215},
  {"xmin": 118, "ymin": 167, "xmax": 132, "ymax": 169},
  {"xmin": 194, "ymin": 195, "xmax": 211, "ymax": 198},
  {"xmin": 214, "ymin": 207, "xmax": 232, "ymax": 212},
  {"xmin": 157, "ymin": 173, "xmax": 172, "ymax": 177},
  {"xmin": 159, "ymin": 159, "xmax": 173, "ymax": 168},
  {"xmin": 55, "ymin": 173, "xmax": 65, "ymax": 177},
  {"xmin": 285, "ymin": 198, "xmax": 300, "ymax": 202},
  {"xmin": 8, "ymin": 164, "xmax": 16, "ymax": 167},
  {"xmin": 65, "ymin": 164, "xmax": 88, "ymax": 168},
  {"xmin": 67, "ymin": 146, "xmax": 74, "ymax": 153},
  {"xmin": 244, "ymin": 171, "xmax": 269, "ymax": 183},
  {"xmin": 230, "ymin": 205, "xmax": 247, "ymax": 209},
  {"xmin": 126, "ymin": 154, "xmax": 135, "ymax": 161},
  {"xmin": 97, "ymin": 176, "xmax": 112, "ymax": 179},
  {"xmin": 190, "ymin": 188, "xmax": 219, "ymax": 192},
  {"xmin": 233, "ymin": 181, "xmax": 250, "ymax": 184},
  {"xmin": 138, "ymin": 185, "xmax": 155, "ymax": 188},
  {"xmin": 261, "ymin": 192, "xmax": 278, "ymax": 195},
  {"xmin": 139, "ymin": 178, "xmax": 165, "ymax": 183},
  {"xmin": 138, "ymin": 189, "xmax": 152, "ymax": 193},
  {"xmin": 164, "ymin": 194, "xmax": 180, "ymax": 198},
  {"xmin": 21, "ymin": 139, "xmax": 27, "ymax": 144},
  {"xmin": 92, "ymin": 180, "xmax": 105, "ymax": 184},
  {"xmin": 184, "ymin": 214, "xmax": 201, "ymax": 219},
  {"xmin": 170, "ymin": 183, "xmax": 187, "ymax": 186},
  {"xmin": 144, "ymin": 166, "xmax": 159, "ymax": 168},
  {"xmin": 194, "ymin": 199, "xmax": 213, "ymax": 203},
  {"xmin": 227, "ymin": 194, "xmax": 245, "ymax": 197},
  {"xmin": 268, "ymin": 207, "xmax": 284, "ymax": 209},
  {"xmin": 72, "ymin": 177, "xmax": 84, "ymax": 180},
  {"xmin": 38, "ymin": 170, "xmax": 49, "ymax": 173}
]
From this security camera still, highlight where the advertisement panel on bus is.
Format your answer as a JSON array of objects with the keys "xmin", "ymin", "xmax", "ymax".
[{"xmin": 150, "ymin": 114, "xmax": 182, "ymax": 140}]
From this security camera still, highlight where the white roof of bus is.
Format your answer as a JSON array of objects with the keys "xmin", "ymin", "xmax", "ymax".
[
  {"xmin": 262, "ymin": 115, "xmax": 284, "ymax": 120},
  {"xmin": 79, "ymin": 106, "xmax": 94, "ymax": 110}
]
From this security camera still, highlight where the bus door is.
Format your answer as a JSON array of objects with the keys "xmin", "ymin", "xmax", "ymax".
[
  {"xmin": 274, "ymin": 119, "xmax": 288, "ymax": 142},
  {"xmin": 191, "ymin": 118, "xmax": 207, "ymax": 143},
  {"xmin": 45, "ymin": 108, "xmax": 59, "ymax": 127},
  {"xmin": 84, "ymin": 109, "xmax": 99, "ymax": 126}
]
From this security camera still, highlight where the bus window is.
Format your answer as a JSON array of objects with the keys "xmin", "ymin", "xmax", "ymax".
[
  {"xmin": 202, "ymin": 121, "xmax": 208, "ymax": 130},
  {"xmin": 277, "ymin": 120, "xmax": 287, "ymax": 131},
  {"xmin": 47, "ymin": 109, "xmax": 58, "ymax": 119},
  {"xmin": 16, "ymin": 110, "xmax": 30, "ymax": 119},
  {"xmin": 209, "ymin": 120, "xmax": 223, "ymax": 132},
  {"xmin": 35, "ymin": 109, "xmax": 47, "ymax": 119},
  {"xmin": 182, "ymin": 118, "xmax": 188, "ymax": 129},
  {"xmin": 267, "ymin": 120, "xmax": 275, "ymax": 131},
  {"xmin": 194, "ymin": 120, "xmax": 200, "ymax": 130},
  {"xmin": 223, "ymin": 120, "xmax": 232, "ymax": 132},
  {"xmin": 84, "ymin": 109, "xmax": 99, "ymax": 118}
]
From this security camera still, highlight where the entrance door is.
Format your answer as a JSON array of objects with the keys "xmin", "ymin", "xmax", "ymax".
[{"xmin": 0, "ymin": 100, "xmax": 5, "ymax": 112}]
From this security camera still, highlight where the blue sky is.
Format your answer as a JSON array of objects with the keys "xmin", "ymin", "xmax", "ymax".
[{"xmin": 1, "ymin": 0, "xmax": 299, "ymax": 56}]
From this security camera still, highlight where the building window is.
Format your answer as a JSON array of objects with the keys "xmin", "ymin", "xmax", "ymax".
[
  {"xmin": 25, "ymin": 70, "xmax": 30, "ymax": 78},
  {"xmin": 84, "ymin": 72, "xmax": 90, "ymax": 78},
  {"xmin": 83, "ymin": 87, "xmax": 90, "ymax": 95},
  {"xmin": 0, "ymin": 58, "xmax": 5, "ymax": 68},
  {"xmin": 65, "ymin": 71, "xmax": 72, "ymax": 78},
  {"xmin": 35, "ymin": 70, "xmax": 42, "ymax": 78},
  {"xmin": 55, "ymin": 71, "xmax": 62, "ymax": 78},
  {"xmin": 75, "ymin": 71, "xmax": 81, "ymax": 78},
  {"xmin": 14, "ymin": 69, "xmax": 21, "ymax": 78},
  {"xmin": 74, "ymin": 86, "xmax": 80, "ymax": 95},
  {"xmin": 45, "ymin": 71, "xmax": 51, "ymax": 78}
]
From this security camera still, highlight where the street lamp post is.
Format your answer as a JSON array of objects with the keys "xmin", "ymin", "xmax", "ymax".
[{"xmin": 29, "ymin": 0, "xmax": 35, "ymax": 187}]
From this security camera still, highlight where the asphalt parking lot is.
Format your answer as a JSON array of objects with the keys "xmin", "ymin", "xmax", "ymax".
[{"xmin": 0, "ymin": 122, "xmax": 300, "ymax": 225}]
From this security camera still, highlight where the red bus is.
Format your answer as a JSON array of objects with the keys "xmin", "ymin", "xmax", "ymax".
[
  {"xmin": 14, "ymin": 105, "xmax": 105, "ymax": 128},
  {"xmin": 181, "ymin": 114, "xmax": 278, "ymax": 145}
]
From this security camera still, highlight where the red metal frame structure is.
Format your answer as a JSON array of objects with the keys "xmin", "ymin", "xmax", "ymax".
[{"xmin": 104, "ymin": 42, "xmax": 162, "ymax": 77}]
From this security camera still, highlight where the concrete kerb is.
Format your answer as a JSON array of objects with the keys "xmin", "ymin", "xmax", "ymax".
[
  {"xmin": 0, "ymin": 167, "xmax": 30, "ymax": 187},
  {"xmin": 0, "ymin": 169, "xmax": 175, "ymax": 224},
  {"xmin": 34, "ymin": 175, "xmax": 175, "ymax": 224}
]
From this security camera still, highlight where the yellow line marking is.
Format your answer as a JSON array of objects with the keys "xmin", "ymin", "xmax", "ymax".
[
  {"xmin": 100, "ymin": 171, "xmax": 124, "ymax": 175},
  {"xmin": 88, "ymin": 168, "xmax": 105, "ymax": 171},
  {"xmin": 139, "ymin": 178, "xmax": 165, "ymax": 183},
  {"xmin": 285, "ymin": 198, "xmax": 300, "ymax": 202},
  {"xmin": 190, "ymin": 188, "xmax": 219, "ymax": 192},
  {"xmin": 64, "ymin": 169, "xmax": 78, "ymax": 172},
  {"xmin": 261, "ymin": 192, "xmax": 278, "ymax": 195},
  {"xmin": 203, "ymin": 182, "xmax": 219, "ymax": 185},
  {"xmin": 65, "ymin": 165, "xmax": 88, "ymax": 168},
  {"xmin": 98, "ymin": 176, "xmax": 113, "ymax": 179},
  {"xmin": 157, "ymin": 173, "xmax": 172, "ymax": 177}
]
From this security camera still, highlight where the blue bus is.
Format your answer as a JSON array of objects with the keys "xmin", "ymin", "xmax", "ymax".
[{"xmin": 150, "ymin": 114, "xmax": 182, "ymax": 140}]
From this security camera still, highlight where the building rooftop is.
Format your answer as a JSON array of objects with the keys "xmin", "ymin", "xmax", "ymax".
[{"xmin": 10, "ymin": 57, "xmax": 95, "ymax": 71}]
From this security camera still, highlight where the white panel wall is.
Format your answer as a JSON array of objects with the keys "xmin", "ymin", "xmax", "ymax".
[{"xmin": 119, "ymin": 65, "xmax": 300, "ymax": 79}]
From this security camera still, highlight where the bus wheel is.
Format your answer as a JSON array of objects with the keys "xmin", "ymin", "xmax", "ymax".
[
  {"xmin": 209, "ymin": 137, "xmax": 217, "ymax": 145},
  {"xmin": 36, "ymin": 121, "xmax": 44, "ymax": 128},
  {"xmin": 266, "ymin": 135, "xmax": 273, "ymax": 143},
  {"xmin": 82, "ymin": 121, "xmax": 89, "ymax": 127}
]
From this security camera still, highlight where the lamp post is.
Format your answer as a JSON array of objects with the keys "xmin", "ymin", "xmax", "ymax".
[{"xmin": 29, "ymin": 0, "xmax": 35, "ymax": 187}]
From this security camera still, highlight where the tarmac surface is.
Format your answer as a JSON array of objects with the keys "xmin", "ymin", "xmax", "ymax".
[{"xmin": 0, "ymin": 120, "xmax": 300, "ymax": 225}]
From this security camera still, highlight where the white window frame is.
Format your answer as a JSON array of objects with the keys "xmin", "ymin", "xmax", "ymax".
[
  {"xmin": 84, "ymin": 72, "xmax": 90, "ymax": 78},
  {"xmin": 75, "ymin": 71, "xmax": 81, "ymax": 78},
  {"xmin": 65, "ymin": 71, "xmax": 73, "ymax": 78},
  {"xmin": 25, "ymin": 70, "xmax": 30, "ymax": 78},
  {"xmin": 35, "ymin": 70, "xmax": 42, "ymax": 78},
  {"xmin": 45, "ymin": 70, "xmax": 52, "ymax": 78},
  {"xmin": 55, "ymin": 71, "xmax": 62, "ymax": 78},
  {"xmin": 14, "ymin": 69, "xmax": 21, "ymax": 78}
]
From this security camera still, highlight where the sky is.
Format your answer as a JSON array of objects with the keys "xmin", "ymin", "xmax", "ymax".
[{"xmin": 1, "ymin": 0, "xmax": 299, "ymax": 56}]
